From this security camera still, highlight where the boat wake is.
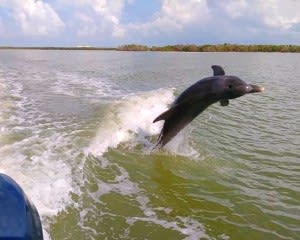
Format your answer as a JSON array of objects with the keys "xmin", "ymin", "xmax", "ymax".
[{"xmin": 87, "ymin": 88, "xmax": 199, "ymax": 157}]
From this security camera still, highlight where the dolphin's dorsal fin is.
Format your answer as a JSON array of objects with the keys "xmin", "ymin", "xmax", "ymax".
[{"xmin": 212, "ymin": 65, "xmax": 225, "ymax": 76}]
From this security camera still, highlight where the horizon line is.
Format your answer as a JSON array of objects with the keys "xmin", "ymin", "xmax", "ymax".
[{"xmin": 1, "ymin": 44, "xmax": 300, "ymax": 53}]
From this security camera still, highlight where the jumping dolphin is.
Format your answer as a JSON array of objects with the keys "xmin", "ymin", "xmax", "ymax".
[{"xmin": 153, "ymin": 65, "xmax": 264, "ymax": 148}]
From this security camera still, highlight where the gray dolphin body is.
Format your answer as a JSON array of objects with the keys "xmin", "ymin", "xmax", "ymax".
[{"xmin": 153, "ymin": 65, "xmax": 264, "ymax": 147}]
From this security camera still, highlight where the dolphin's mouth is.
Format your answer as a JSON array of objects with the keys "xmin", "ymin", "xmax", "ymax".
[{"xmin": 248, "ymin": 84, "xmax": 264, "ymax": 93}]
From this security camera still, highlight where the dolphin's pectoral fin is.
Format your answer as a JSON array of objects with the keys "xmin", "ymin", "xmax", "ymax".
[
  {"xmin": 211, "ymin": 65, "xmax": 225, "ymax": 76},
  {"xmin": 220, "ymin": 99, "xmax": 229, "ymax": 106}
]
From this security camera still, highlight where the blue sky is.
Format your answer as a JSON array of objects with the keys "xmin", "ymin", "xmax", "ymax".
[{"xmin": 0, "ymin": 0, "xmax": 299, "ymax": 47}]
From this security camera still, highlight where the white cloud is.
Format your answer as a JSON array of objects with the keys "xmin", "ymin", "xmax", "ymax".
[
  {"xmin": 88, "ymin": 0, "xmax": 124, "ymax": 22},
  {"xmin": 219, "ymin": 0, "xmax": 300, "ymax": 31},
  {"xmin": 256, "ymin": 0, "xmax": 300, "ymax": 30},
  {"xmin": 1, "ymin": 0, "xmax": 300, "ymax": 45},
  {"xmin": 72, "ymin": 0, "xmax": 127, "ymax": 38},
  {"xmin": 206, "ymin": 0, "xmax": 300, "ymax": 44},
  {"xmin": 222, "ymin": 0, "xmax": 248, "ymax": 19},
  {"xmin": 159, "ymin": 0, "xmax": 209, "ymax": 26},
  {"xmin": 1, "ymin": 0, "xmax": 64, "ymax": 36},
  {"xmin": 76, "ymin": 13, "xmax": 98, "ymax": 37},
  {"xmin": 129, "ymin": 0, "xmax": 210, "ymax": 37},
  {"xmin": 112, "ymin": 24, "xmax": 125, "ymax": 38}
]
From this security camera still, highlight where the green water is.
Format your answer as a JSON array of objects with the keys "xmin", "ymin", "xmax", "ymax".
[{"xmin": 0, "ymin": 50, "xmax": 299, "ymax": 240}]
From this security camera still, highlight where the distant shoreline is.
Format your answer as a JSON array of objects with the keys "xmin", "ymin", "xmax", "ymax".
[
  {"xmin": 1, "ymin": 44, "xmax": 299, "ymax": 53},
  {"xmin": 0, "ymin": 46, "xmax": 116, "ymax": 51}
]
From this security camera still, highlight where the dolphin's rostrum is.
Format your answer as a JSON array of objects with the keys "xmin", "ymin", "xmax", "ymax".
[{"xmin": 153, "ymin": 65, "xmax": 264, "ymax": 148}]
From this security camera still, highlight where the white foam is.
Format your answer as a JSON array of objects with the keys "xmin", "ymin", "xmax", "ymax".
[
  {"xmin": 1, "ymin": 70, "xmax": 203, "ymax": 239},
  {"xmin": 0, "ymin": 77, "xmax": 79, "ymax": 239},
  {"xmin": 51, "ymin": 72, "xmax": 124, "ymax": 100},
  {"xmin": 84, "ymin": 87, "xmax": 209, "ymax": 237},
  {"xmin": 128, "ymin": 190, "xmax": 210, "ymax": 240},
  {"xmin": 93, "ymin": 164, "xmax": 140, "ymax": 200},
  {"xmin": 0, "ymin": 82, "xmax": 6, "ymax": 91},
  {"xmin": 87, "ymin": 88, "xmax": 200, "ymax": 157},
  {"xmin": 126, "ymin": 215, "xmax": 210, "ymax": 240},
  {"xmin": 82, "ymin": 157, "xmax": 209, "ymax": 240},
  {"xmin": 0, "ymin": 128, "xmax": 76, "ymax": 228},
  {"xmin": 87, "ymin": 88, "xmax": 174, "ymax": 156},
  {"xmin": 163, "ymin": 127, "xmax": 200, "ymax": 158}
]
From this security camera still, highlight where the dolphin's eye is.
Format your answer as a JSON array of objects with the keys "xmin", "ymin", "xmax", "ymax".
[{"xmin": 228, "ymin": 84, "xmax": 232, "ymax": 89}]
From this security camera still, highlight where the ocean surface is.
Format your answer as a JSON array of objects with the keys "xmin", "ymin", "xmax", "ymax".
[{"xmin": 0, "ymin": 50, "xmax": 299, "ymax": 240}]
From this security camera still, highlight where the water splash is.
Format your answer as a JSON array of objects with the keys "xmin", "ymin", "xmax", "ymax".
[{"xmin": 88, "ymin": 88, "xmax": 199, "ymax": 157}]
